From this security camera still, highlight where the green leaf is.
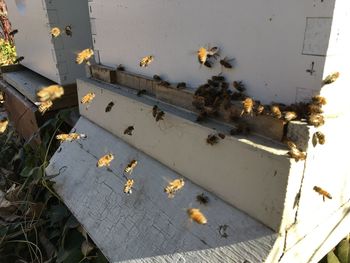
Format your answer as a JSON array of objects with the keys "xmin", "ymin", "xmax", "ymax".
[
  {"xmin": 327, "ymin": 251, "xmax": 341, "ymax": 263},
  {"xmin": 48, "ymin": 204, "xmax": 70, "ymax": 226},
  {"xmin": 336, "ymin": 239, "xmax": 349, "ymax": 263}
]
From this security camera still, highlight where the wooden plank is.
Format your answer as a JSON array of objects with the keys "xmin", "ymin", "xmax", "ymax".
[
  {"xmin": 0, "ymin": 64, "xmax": 25, "ymax": 74},
  {"xmin": 90, "ymin": 64, "xmax": 117, "ymax": 84},
  {"xmin": 46, "ymin": 117, "xmax": 276, "ymax": 263}
]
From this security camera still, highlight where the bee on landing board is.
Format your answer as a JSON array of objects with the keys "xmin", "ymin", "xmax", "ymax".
[
  {"xmin": 56, "ymin": 133, "xmax": 87, "ymax": 142},
  {"xmin": 308, "ymin": 114, "xmax": 325, "ymax": 127},
  {"xmin": 153, "ymin": 75, "xmax": 162, "ymax": 82},
  {"xmin": 139, "ymin": 55, "xmax": 154, "ymax": 67},
  {"xmin": 286, "ymin": 141, "xmax": 306, "ymax": 162},
  {"xmin": 271, "ymin": 105, "xmax": 282, "ymax": 119},
  {"xmin": 80, "ymin": 92, "xmax": 95, "ymax": 104},
  {"xmin": 206, "ymin": 134, "xmax": 220, "ymax": 145},
  {"xmin": 323, "ymin": 72, "xmax": 340, "ymax": 85},
  {"xmin": 156, "ymin": 111, "xmax": 165, "ymax": 122},
  {"xmin": 313, "ymin": 186, "xmax": 332, "ymax": 201},
  {"xmin": 220, "ymin": 57, "xmax": 234, "ymax": 69},
  {"xmin": 164, "ymin": 178, "xmax": 185, "ymax": 198},
  {"xmin": 96, "ymin": 154, "xmax": 114, "ymax": 168},
  {"xmin": 124, "ymin": 126, "xmax": 134, "ymax": 136},
  {"xmin": 37, "ymin": 85, "xmax": 64, "ymax": 102},
  {"xmin": 65, "ymin": 25, "xmax": 72, "ymax": 37},
  {"xmin": 124, "ymin": 179, "xmax": 134, "ymax": 194},
  {"xmin": 105, "ymin": 102, "xmax": 115, "ymax": 112},
  {"xmin": 233, "ymin": 81, "xmax": 246, "ymax": 92},
  {"xmin": 76, "ymin": 48, "xmax": 94, "ymax": 65},
  {"xmin": 187, "ymin": 208, "xmax": 207, "ymax": 225},
  {"xmin": 241, "ymin": 98, "xmax": 254, "ymax": 116},
  {"xmin": 51, "ymin": 27, "xmax": 61, "ymax": 38},
  {"xmin": 137, "ymin": 89, "xmax": 147, "ymax": 97},
  {"xmin": 196, "ymin": 193, "xmax": 210, "ymax": 205},
  {"xmin": 117, "ymin": 64, "xmax": 125, "ymax": 71},
  {"xmin": 284, "ymin": 111, "xmax": 297, "ymax": 122},
  {"xmin": 124, "ymin": 160, "xmax": 138, "ymax": 174},
  {"xmin": 0, "ymin": 118, "xmax": 9, "ymax": 134}
]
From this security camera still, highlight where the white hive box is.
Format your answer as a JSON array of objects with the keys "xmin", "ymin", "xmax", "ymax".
[
  {"xmin": 6, "ymin": 0, "xmax": 93, "ymax": 85},
  {"xmin": 89, "ymin": 0, "xmax": 350, "ymax": 109}
]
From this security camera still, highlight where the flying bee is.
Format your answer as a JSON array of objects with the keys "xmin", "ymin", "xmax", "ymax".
[
  {"xmin": 323, "ymin": 72, "xmax": 340, "ymax": 85},
  {"xmin": 312, "ymin": 96, "xmax": 327, "ymax": 106},
  {"xmin": 105, "ymin": 102, "xmax": 115, "ymax": 112},
  {"xmin": 197, "ymin": 47, "xmax": 208, "ymax": 65},
  {"xmin": 139, "ymin": 55, "xmax": 154, "ymax": 67},
  {"xmin": 233, "ymin": 81, "xmax": 246, "ymax": 92},
  {"xmin": 196, "ymin": 193, "xmax": 210, "ymax": 205},
  {"xmin": 9, "ymin": 29, "xmax": 18, "ymax": 36},
  {"xmin": 51, "ymin": 27, "xmax": 61, "ymax": 38},
  {"xmin": 80, "ymin": 92, "xmax": 95, "ymax": 104},
  {"xmin": 187, "ymin": 208, "xmax": 207, "ymax": 225},
  {"xmin": 36, "ymin": 85, "xmax": 64, "ymax": 102},
  {"xmin": 284, "ymin": 111, "xmax": 297, "ymax": 122},
  {"xmin": 206, "ymin": 134, "xmax": 220, "ymax": 145},
  {"xmin": 124, "ymin": 126, "xmax": 134, "ymax": 136},
  {"xmin": 204, "ymin": 60, "xmax": 213, "ymax": 68},
  {"xmin": 117, "ymin": 64, "xmax": 125, "ymax": 71},
  {"xmin": 76, "ymin": 48, "xmax": 94, "ymax": 65},
  {"xmin": 271, "ymin": 105, "xmax": 282, "ymax": 119},
  {"xmin": 64, "ymin": 25, "xmax": 72, "ymax": 36},
  {"xmin": 177, "ymin": 82, "xmax": 186, "ymax": 89},
  {"xmin": 164, "ymin": 178, "xmax": 185, "ymax": 198},
  {"xmin": 308, "ymin": 114, "xmax": 325, "ymax": 127},
  {"xmin": 153, "ymin": 75, "xmax": 162, "ymax": 81},
  {"xmin": 96, "ymin": 153, "xmax": 114, "ymax": 168},
  {"xmin": 152, "ymin": 105, "xmax": 159, "ymax": 118},
  {"xmin": 287, "ymin": 141, "xmax": 306, "ymax": 162},
  {"xmin": 312, "ymin": 131, "xmax": 326, "ymax": 147},
  {"xmin": 241, "ymin": 98, "xmax": 254, "ymax": 116},
  {"xmin": 313, "ymin": 186, "xmax": 332, "ymax": 201},
  {"xmin": 37, "ymin": 100, "xmax": 53, "ymax": 114},
  {"xmin": 156, "ymin": 111, "xmax": 165, "ymax": 122},
  {"xmin": 0, "ymin": 118, "xmax": 9, "ymax": 134},
  {"xmin": 14, "ymin": 56, "xmax": 24, "ymax": 64},
  {"xmin": 124, "ymin": 179, "xmax": 134, "ymax": 194},
  {"xmin": 56, "ymin": 133, "xmax": 86, "ymax": 142},
  {"xmin": 220, "ymin": 57, "xmax": 234, "ymax": 69},
  {"xmin": 124, "ymin": 160, "xmax": 138, "ymax": 174}
]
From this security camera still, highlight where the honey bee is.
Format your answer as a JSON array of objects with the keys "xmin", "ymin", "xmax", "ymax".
[
  {"xmin": 176, "ymin": 82, "xmax": 186, "ymax": 89},
  {"xmin": 218, "ymin": 133, "xmax": 226, "ymax": 139},
  {"xmin": 271, "ymin": 105, "xmax": 282, "ymax": 119},
  {"xmin": 323, "ymin": 72, "xmax": 340, "ymax": 85},
  {"xmin": 0, "ymin": 118, "xmax": 9, "ymax": 134},
  {"xmin": 105, "ymin": 102, "xmax": 114, "ymax": 112},
  {"xmin": 241, "ymin": 98, "xmax": 254, "ymax": 116},
  {"xmin": 51, "ymin": 27, "xmax": 61, "ymax": 38},
  {"xmin": 152, "ymin": 105, "xmax": 159, "ymax": 118},
  {"xmin": 80, "ymin": 92, "xmax": 95, "ymax": 104},
  {"xmin": 187, "ymin": 208, "xmax": 207, "ymax": 225},
  {"xmin": 124, "ymin": 179, "xmax": 134, "ymax": 194},
  {"xmin": 0, "ymin": 91, "xmax": 5, "ymax": 103},
  {"xmin": 308, "ymin": 114, "xmax": 325, "ymax": 127},
  {"xmin": 197, "ymin": 47, "xmax": 208, "ymax": 65},
  {"xmin": 196, "ymin": 193, "xmax": 209, "ymax": 205},
  {"xmin": 284, "ymin": 111, "xmax": 297, "ymax": 122},
  {"xmin": 139, "ymin": 55, "xmax": 154, "ymax": 67},
  {"xmin": 76, "ymin": 48, "xmax": 94, "ymax": 65},
  {"xmin": 37, "ymin": 100, "xmax": 53, "ymax": 114},
  {"xmin": 312, "ymin": 131, "xmax": 326, "ymax": 147},
  {"xmin": 37, "ymin": 85, "xmax": 64, "ymax": 102},
  {"xmin": 233, "ymin": 81, "xmax": 246, "ymax": 92},
  {"xmin": 313, "ymin": 186, "xmax": 332, "ymax": 201},
  {"xmin": 124, "ymin": 160, "xmax": 138, "ymax": 174},
  {"xmin": 156, "ymin": 111, "xmax": 165, "ymax": 122},
  {"xmin": 308, "ymin": 103, "xmax": 323, "ymax": 114},
  {"xmin": 117, "ymin": 64, "xmax": 125, "ymax": 71},
  {"xmin": 124, "ymin": 126, "xmax": 134, "ymax": 136},
  {"xmin": 64, "ymin": 25, "xmax": 72, "ymax": 37},
  {"xmin": 287, "ymin": 141, "xmax": 306, "ymax": 162},
  {"xmin": 312, "ymin": 96, "xmax": 327, "ymax": 106},
  {"xmin": 206, "ymin": 134, "xmax": 219, "ymax": 145},
  {"xmin": 96, "ymin": 154, "xmax": 114, "ymax": 168},
  {"xmin": 208, "ymin": 46, "xmax": 220, "ymax": 57},
  {"xmin": 56, "ymin": 133, "xmax": 86, "ymax": 142},
  {"xmin": 164, "ymin": 178, "xmax": 185, "ymax": 198},
  {"xmin": 9, "ymin": 29, "xmax": 18, "ymax": 36},
  {"xmin": 204, "ymin": 60, "xmax": 213, "ymax": 68},
  {"xmin": 220, "ymin": 57, "xmax": 234, "ymax": 69},
  {"xmin": 136, "ymin": 89, "xmax": 147, "ymax": 97},
  {"xmin": 153, "ymin": 75, "xmax": 162, "ymax": 81},
  {"xmin": 14, "ymin": 56, "xmax": 24, "ymax": 64},
  {"xmin": 255, "ymin": 104, "xmax": 265, "ymax": 115},
  {"xmin": 231, "ymin": 92, "xmax": 246, "ymax": 101}
]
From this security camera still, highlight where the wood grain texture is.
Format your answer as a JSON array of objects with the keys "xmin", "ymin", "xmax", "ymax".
[{"xmin": 46, "ymin": 117, "xmax": 276, "ymax": 262}]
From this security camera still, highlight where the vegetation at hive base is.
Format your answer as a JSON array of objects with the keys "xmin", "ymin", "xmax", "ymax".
[
  {"xmin": 319, "ymin": 235, "xmax": 350, "ymax": 263},
  {"xmin": 0, "ymin": 37, "xmax": 16, "ymax": 66},
  {"xmin": 0, "ymin": 110, "xmax": 108, "ymax": 263}
]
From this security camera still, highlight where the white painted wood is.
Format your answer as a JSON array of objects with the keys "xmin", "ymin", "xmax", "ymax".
[
  {"xmin": 89, "ymin": 0, "xmax": 338, "ymax": 104},
  {"xmin": 6, "ymin": 0, "xmax": 93, "ymax": 85},
  {"xmin": 46, "ymin": 117, "xmax": 276, "ymax": 263},
  {"xmin": 76, "ymin": 78, "xmax": 304, "ymax": 232}
]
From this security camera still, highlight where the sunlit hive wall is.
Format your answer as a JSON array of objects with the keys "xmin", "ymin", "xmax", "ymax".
[
  {"xmin": 88, "ymin": 0, "xmax": 349, "ymax": 105},
  {"xmin": 6, "ymin": 0, "xmax": 93, "ymax": 85}
]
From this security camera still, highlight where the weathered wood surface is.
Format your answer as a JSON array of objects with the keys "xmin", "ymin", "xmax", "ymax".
[{"xmin": 46, "ymin": 117, "xmax": 276, "ymax": 263}]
